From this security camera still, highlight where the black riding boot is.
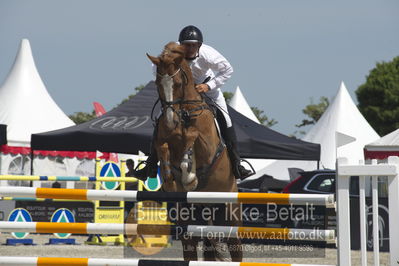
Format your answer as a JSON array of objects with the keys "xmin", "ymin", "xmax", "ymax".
[
  {"xmin": 224, "ymin": 127, "xmax": 253, "ymax": 180},
  {"xmin": 134, "ymin": 126, "xmax": 159, "ymax": 180}
]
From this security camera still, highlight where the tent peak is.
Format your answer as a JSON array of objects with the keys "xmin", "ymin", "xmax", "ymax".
[
  {"xmin": 0, "ymin": 39, "xmax": 74, "ymax": 145},
  {"xmin": 336, "ymin": 81, "xmax": 349, "ymax": 97},
  {"xmin": 258, "ymin": 81, "xmax": 379, "ymax": 180},
  {"xmin": 1, "ymin": 39, "xmax": 40, "ymax": 90},
  {"xmin": 230, "ymin": 85, "xmax": 260, "ymax": 124},
  {"xmin": 339, "ymin": 80, "xmax": 346, "ymax": 89}
]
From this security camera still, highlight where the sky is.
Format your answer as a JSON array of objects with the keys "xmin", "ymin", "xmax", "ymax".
[{"xmin": 0, "ymin": 0, "xmax": 398, "ymax": 135}]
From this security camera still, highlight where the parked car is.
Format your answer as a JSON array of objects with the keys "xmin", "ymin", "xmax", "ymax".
[
  {"xmin": 281, "ymin": 169, "xmax": 391, "ymax": 251},
  {"xmin": 281, "ymin": 169, "xmax": 359, "ymax": 196},
  {"xmin": 238, "ymin": 174, "xmax": 289, "ymax": 193}
]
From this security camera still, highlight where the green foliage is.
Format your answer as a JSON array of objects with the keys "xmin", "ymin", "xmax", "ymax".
[
  {"xmin": 251, "ymin": 107, "xmax": 278, "ymax": 127},
  {"xmin": 296, "ymin": 97, "xmax": 329, "ymax": 128},
  {"xmin": 223, "ymin": 92, "xmax": 233, "ymax": 104},
  {"xmin": 356, "ymin": 56, "xmax": 399, "ymax": 136},
  {"xmin": 69, "ymin": 110, "xmax": 96, "ymax": 124},
  {"xmin": 293, "ymin": 96, "xmax": 329, "ymax": 138}
]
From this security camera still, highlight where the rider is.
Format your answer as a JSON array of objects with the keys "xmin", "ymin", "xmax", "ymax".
[{"xmin": 135, "ymin": 25, "xmax": 253, "ymax": 181}]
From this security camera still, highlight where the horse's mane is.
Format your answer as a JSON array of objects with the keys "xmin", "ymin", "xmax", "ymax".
[
  {"xmin": 160, "ymin": 42, "xmax": 185, "ymax": 63},
  {"xmin": 160, "ymin": 42, "xmax": 194, "ymax": 87}
]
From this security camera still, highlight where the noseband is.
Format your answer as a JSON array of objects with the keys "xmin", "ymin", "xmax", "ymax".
[{"xmin": 157, "ymin": 67, "xmax": 181, "ymax": 79}]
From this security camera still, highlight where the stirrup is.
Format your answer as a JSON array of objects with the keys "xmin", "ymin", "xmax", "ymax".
[{"xmin": 237, "ymin": 159, "xmax": 256, "ymax": 180}]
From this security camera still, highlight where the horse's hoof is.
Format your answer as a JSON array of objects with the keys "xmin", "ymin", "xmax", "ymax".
[{"xmin": 183, "ymin": 178, "xmax": 198, "ymax": 191}]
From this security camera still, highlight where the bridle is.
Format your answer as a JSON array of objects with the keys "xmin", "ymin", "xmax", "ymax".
[
  {"xmin": 155, "ymin": 65, "xmax": 213, "ymax": 128},
  {"xmin": 156, "ymin": 67, "xmax": 181, "ymax": 78}
]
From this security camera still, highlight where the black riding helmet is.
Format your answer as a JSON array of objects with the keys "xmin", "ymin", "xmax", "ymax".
[{"xmin": 178, "ymin": 25, "xmax": 203, "ymax": 43}]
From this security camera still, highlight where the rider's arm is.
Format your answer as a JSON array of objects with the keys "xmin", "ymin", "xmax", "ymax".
[{"xmin": 203, "ymin": 45, "xmax": 233, "ymax": 90}]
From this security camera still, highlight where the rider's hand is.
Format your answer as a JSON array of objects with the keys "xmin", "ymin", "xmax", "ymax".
[{"xmin": 195, "ymin": 84, "xmax": 210, "ymax": 93}]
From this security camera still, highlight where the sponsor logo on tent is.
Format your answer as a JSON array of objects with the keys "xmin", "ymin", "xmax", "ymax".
[{"xmin": 89, "ymin": 116, "xmax": 149, "ymax": 130}]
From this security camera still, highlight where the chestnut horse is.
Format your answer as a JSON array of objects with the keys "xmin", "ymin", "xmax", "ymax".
[{"xmin": 146, "ymin": 42, "xmax": 242, "ymax": 261}]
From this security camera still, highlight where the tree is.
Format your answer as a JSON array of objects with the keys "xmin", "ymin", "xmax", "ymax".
[
  {"xmin": 69, "ymin": 110, "xmax": 96, "ymax": 124},
  {"xmin": 356, "ymin": 56, "xmax": 399, "ymax": 136},
  {"xmin": 296, "ymin": 97, "xmax": 329, "ymax": 128},
  {"xmin": 294, "ymin": 97, "xmax": 329, "ymax": 137},
  {"xmin": 251, "ymin": 107, "xmax": 277, "ymax": 127},
  {"xmin": 223, "ymin": 92, "xmax": 234, "ymax": 103}
]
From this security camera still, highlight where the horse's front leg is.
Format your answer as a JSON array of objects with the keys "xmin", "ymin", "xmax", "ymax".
[
  {"xmin": 158, "ymin": 143, "xmax": 176, "ymax": 192},
  {"xmin": 180, "ymin": 146, "xmax": 198, "ymax": 191},
  {"xmin": 180, "ymin": 127, "xmax": 198, "ymax": 191}
]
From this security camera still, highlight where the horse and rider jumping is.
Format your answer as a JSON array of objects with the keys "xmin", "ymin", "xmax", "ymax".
[{"xmin": 136, "ymin": 25, "xmax": 254, "ymax": 184}]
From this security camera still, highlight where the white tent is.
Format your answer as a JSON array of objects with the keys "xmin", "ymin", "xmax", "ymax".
[
  {"xmin": 0, "ymin": 39, "xmax": 74, "ymax": 146},
  {"xmin": 251, "ymin": 81, "xmax": 380, "ymax": 180},
  {"xmin": 229, "ymin": 86, "xmax": 274, "ymax": 172},
  {"xmin": 364, "ymin": 128, "xmax": 399, "ymax": 160},
  {"xmin": 230, "ymin": 86, "xmax": 260, "ymax": 123},
  {"xmin": 0, "ymin": 39, "xmax": 93, "ymax": 179}
]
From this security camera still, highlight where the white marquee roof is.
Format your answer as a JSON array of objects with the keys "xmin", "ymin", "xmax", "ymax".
[
  {"xmin": 365, "ymin": 128, "xmax": 399, "ymax": 151},
  {"xmin": 251, "ymin": 81, "xmax": 380, "ymax": 180},
  {"xmin": 229, "ymin": 86, "xmax": 260, "ymax": 124},
  {"xmin": 0, "ymin": 39, "xmax": 74, "ymax": 147}
]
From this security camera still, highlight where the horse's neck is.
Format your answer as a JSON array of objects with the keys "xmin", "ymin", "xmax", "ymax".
[{"xmin": 182, "ymin": 85, "xmax": 201, "ymax": 101}]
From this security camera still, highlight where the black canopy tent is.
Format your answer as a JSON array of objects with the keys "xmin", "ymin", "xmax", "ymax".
[
  {"xmin": 0, "ymin": 124, "xmax": 6, "ymax": 145},
  {"xmin": 31, "ymin": 81, "xmax": 320, "ymax": 161}
]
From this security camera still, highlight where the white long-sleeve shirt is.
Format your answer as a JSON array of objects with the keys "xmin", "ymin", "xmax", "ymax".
[{"xmin": 186, "ymin": 44, "xmax": 233, "ymax": 100}]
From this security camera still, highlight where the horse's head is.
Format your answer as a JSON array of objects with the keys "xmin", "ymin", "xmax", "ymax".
[{"xmin": 147, "ymin": 42, "xmax": 191, "ymax": 130}]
